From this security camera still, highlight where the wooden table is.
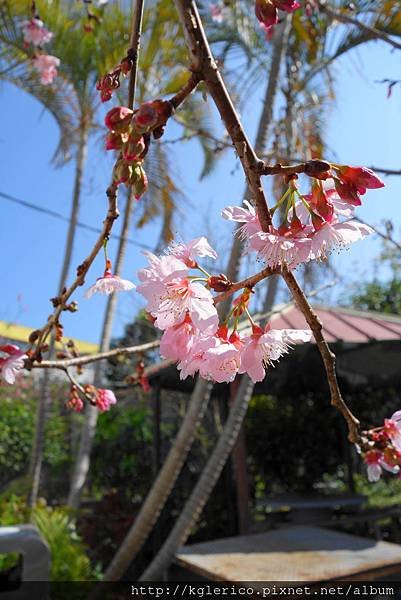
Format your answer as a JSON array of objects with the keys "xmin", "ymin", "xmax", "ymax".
[{"xmin": 176, "ymin": 526, "xmax": 401, "ymax": 582}]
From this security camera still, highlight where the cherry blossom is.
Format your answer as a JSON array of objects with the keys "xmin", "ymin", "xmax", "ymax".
[
  {"xmin": 33, "ymin": 54, "xmax": 60, "ymax": 85},
  {"xmin": 159, "ymin": 313, "xmax": 198, "ymax": 361},
  {"xmin": 85, "ymin": 268, "xmax": 135, "ymax": 298},
  {"xmin": 384, "ymin": 411, "xmax": 401, "ymax": 452},
  {"xmin": 239, "ymin": 325, "xmax": 312, "ymax": 383},
  {"xmin": 21, "ymin": 19, "xmax": 53, "ymax": 46},
  {"xmin": 154, "ymin": 278, "xmax": 218, "ymax": 333},
  {"xmin": 255, "ymin": 0, "xmax": 278, "ymax": 29},
  {"xmin": 249, "ymin": 229, "xmax": 312, "ymax": 269},
  {"xmin": 167, "ymin": 237, "xmax": 217, "ymax": 267},
  {"xmin": 222, "ymin": 201, "xmax": 262, "ymax": 240},
  {"xmin": 95, "ymin": 388, "xmax": 117, "ymax": 412},
  {"xmin": 364, "ymin": 449, "xmax": 399, "ymax": 483},
  {"xmin": 177, "ymin": 328, "xmax": 240, "ymax": 383},
  {"xmin": 137, "ymin": 252, "xmax": 189, "ymax": 314},
  {"xmin": 0, "ymin": 344, "xmax": 27, "ymax": 385},
  {"xmin": 309, "ymin": 220, "xmax": 373, "ymax": 261}
]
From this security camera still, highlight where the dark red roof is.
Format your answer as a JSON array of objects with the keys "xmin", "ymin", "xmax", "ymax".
[{"xmin": 269, "ymin": 305, "xmax": 401, "ymax": 343}]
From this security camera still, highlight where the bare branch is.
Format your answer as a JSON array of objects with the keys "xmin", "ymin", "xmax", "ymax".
[{"xmin": 318, "ymin": 1, "xmax": 401, "ymax": 52}]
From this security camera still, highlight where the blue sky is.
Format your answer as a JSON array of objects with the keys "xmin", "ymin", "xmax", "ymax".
[{"xmin": 1, "ymin": 36, "xmax": 401, "ymax": 344}]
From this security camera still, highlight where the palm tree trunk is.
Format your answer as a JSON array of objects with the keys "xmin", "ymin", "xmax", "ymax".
[
  {"xmin": 28, "ymin": 122, "xmax": 89, "ymax": 508},
  {"xmin": 67, "ymin": 189, "xmax": 136, "ymax": 510},
  {"xmin": 140, "ymin": 376, "xmax": 255, "ymax": 580},
  {"xmin": 138, "ymin": 18, "xmax": 291, "ymax": 579},
  {"xmin": 102, "ymin": 19, "xmax": 290, "ymax": 582}
]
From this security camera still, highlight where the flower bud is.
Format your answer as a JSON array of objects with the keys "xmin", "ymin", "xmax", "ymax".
[
  {"xmin": 304, "ymin": 159, "xmax": 331, "ymax": 178},
  {"xmin": 105, "ymin": 131, "xmax": 128, "ymax": 151},
  {"xmin": 105, "ymin": 106, "xmax": 134, "ymax": 133},
  {"xmin": 132, "ymin": 99, "xmax": 172, "ymax": 134},
  {"xmin": 337, "ymin": 166, "xmax": 384, "ymax": 190},
  {"xmin": 129, "ymin": 163, "xmax": 148, "ymax": 199},
  {"xmin": 334, "ymin": 179, "xmax": 362, "ymax": 206},
  {"xmin": 112, "ymin": 157, "xmax": 132, "ymax": 186},
  {"xmin": 207, "ymin": 274, "xmax": 232, "ymax": 292},
  {"xmin": 255, "ymin": 0, "xmax": 278, "ymax": 29},
  {"xmin": 122, "ymin": 134, "xmax": 146, "ymax": 163}
]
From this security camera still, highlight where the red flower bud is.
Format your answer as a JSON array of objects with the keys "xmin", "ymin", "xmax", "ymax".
[
  {"xmin": 105, "ymin": 106, "xmax": 133, "ymax": 133},
  {"xmin": 255, "ymin": 0, "xmax": 278, "ymax": 29},
  {"xmin": 334, "ymin": 179, "xmax": 362, "ymax": 206},
  {"xmin": 338, "ymin": 166, "xmax": 384, "ymax": 190},
  {"xmin": 122, "ymin": 134, "xmax": 146, "ymax": 163},
  {"xmin": 105, "ymin": 131, "xmax": 127, "ymax": 151},
  {"xmin": 207, "ymin": 274, "xmax": 232, "ymax": 292}
]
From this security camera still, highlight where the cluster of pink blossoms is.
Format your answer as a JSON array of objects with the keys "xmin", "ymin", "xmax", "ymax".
[
  {"xmin": 21, "ymin": 16, "xmax": 60, "ymax": 85},
  {"xmin": 136, "ymin": 237, "xmax": 311, "ymax": 384},
  {"xmin": 0, "ymin": 344, "xmax": 28, "ymax": 385},
  {"xmin": 255, "ymin": 0, "xmax": 300, "ymax": 32},
  {"xmin": 104, "ymin": 100, "xmax": 171, "ymax": 197},
  {"xmin": 363, "ymin": 412, "xmax": 401, "ymax": 482},
  {"xmin": 223, "ymin": 165, "xmax": 384, "ymax": 270},
  {"xmin": 66, "ymin": 384, "xmax": 117, "ymax": 413}
]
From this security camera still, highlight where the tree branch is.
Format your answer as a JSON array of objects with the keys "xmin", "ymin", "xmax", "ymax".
[
  {"xmin": 174, "ymin": 0, "xmax": 363, "ymax": 446},
  {"xmin": 318, "ymin": 1, "xmax": 401, "ymax": 52}
]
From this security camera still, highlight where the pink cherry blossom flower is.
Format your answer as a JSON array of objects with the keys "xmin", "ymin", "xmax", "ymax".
[
  {"xmin": 33, "ymin": 54, "xmax": 60, "ymax": 85},
  {"xmin": 137, "ymin": 253, "xmax": 189, "ymax": 314},
  {"xmin": 309, "ymin": 220, "xmax": 373, "ymax": 261},
  {"xmin": 239, "ymin": 325, "xmax": 311, "ymax": 383},
  {"xmin": 384, "ymin": 411, "xmax": 401, "ymax": 452},
  {"xmin": 21, "ymin": 19, "xmax": 53, "ymax": 46},
  {"xmin": 177, "ymin": 330, "xmax": 241, "ymax": 383},
  {"xmin": 364, "ymin": 449, "xmax": 399, "ymax": 482},
  {"xmin": 95, "ymin": 388, "xmax": 117, "ymax": 412},
  {"xmin": 159, "ymin": 313, "xmax": 198, "ymax": 361},
  {"xmin": 167, "ymin": 237, "xmax": 217, "ymax": 268},
  {"xmin": 222, "ymin": 201, "xmax": 262, "ymax": 240},
  {"xmin": 249, "ymin": 229, "xmax": 312, "ymax": 269},
  {"xmin": 85, "ymin": 268, "xmax": 135, "ymax": 298},
  {"xmin": 0, "ymin": 344, "xmax": 27, "ymax": 385},
  {"xmin": 154, "ymin": 278, "xmax": 219, "ymax": 333}
]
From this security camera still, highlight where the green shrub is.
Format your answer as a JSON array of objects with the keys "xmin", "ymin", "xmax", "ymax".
[{"xmin": 0, "ymin": 495, "xmax": 100, "ymax": 580}]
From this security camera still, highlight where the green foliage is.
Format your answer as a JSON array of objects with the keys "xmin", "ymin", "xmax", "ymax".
[
  {"xmin": 0, "ymin": 381, "xmax": 72, "ymax": 490},
  {"xmin": 351, "ymin": 278, "xmax": 401, "ymax": 315},
  {"xmin": 91, "ymin": 402, "xmax": 153, "ymax": 497},
  {"xmin": 0, "ymin": 495, "xmax": 99, "ymax": 580}
]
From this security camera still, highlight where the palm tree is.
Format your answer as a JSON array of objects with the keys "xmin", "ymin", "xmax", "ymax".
[{"xmin": 0, "ymin": 0, "xmax": 217, "ymax": 505}]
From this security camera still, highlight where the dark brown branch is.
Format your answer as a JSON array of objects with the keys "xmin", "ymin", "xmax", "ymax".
[
  {"xmin": 127, "ymin": 0, "xmax": 145, "ymax": 109},
  {"xmin": 213, "ymin": 266, "xmax": 279, "ymax": 304},
  {"xmin": 173, "ymin": 0, "xmax": 272, "ymax": 230},
  {"xmin": 28, "ymin": 185, "xmax": 120, "ymax": 363},
  {"xmin": 174, "ymin": 0, "xmax": 363, "ymax": 446},
  {"xmin": 259, "ymin": 159, "xmax": 331, "ymax": 178},
  {"xmin": 170, "ymin": 72, "xmax": 202, "ymax": 110},
  {"xmin": 281, "ymin": 267, "xmax": 361, "ymax": 444},
  {"xmin": 369, "ymin": 166, "xmax": 401, "ymax": 176}
]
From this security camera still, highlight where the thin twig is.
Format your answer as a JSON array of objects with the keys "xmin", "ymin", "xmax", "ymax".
[
  {"xmin": 281, "ymin": 267, "xmax": 361, "ymax": 444},
  {"xmin": 318, "ymin": 1, "xmax": 401, "ymax": 52},
  {"xmin": 30, "ymin": 340, "xmax": 161, "ymax": 370},
  {"xmin": 355, "ymin": 216, "xmax": 401, "ymax": 253},
  {"xmin": 28, "ymin": 185, "xmax": 120, "ymax": 362}
]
